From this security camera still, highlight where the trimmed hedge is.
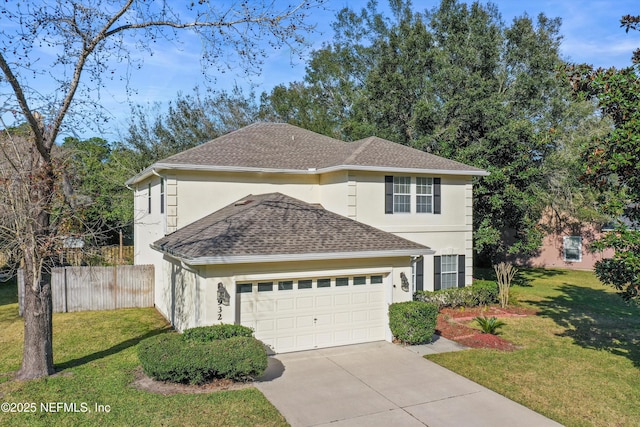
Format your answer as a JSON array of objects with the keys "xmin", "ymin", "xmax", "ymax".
[
  {"xmin": 183, "ymin": 324, "xmax": 254, "ymax": 342},
  {"xmin": 414, "ymin": 280, "xmax": 499, "ymax": 308},
  {"xmin": 388, "ymin": 301, "xmax": 438, "ymax": 345},
  {"xmin": 137, "ymin": 334, "xmax": 268, "ymax": 384}
]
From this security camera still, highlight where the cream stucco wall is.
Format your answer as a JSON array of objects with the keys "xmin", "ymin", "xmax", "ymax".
[
  {"xmin": 133, "ymin": 169, "xmax": 476, "ymax": 300},
  {"xmin": 171, "ymin": 171, "xmax": 321, "ymax": 229}
]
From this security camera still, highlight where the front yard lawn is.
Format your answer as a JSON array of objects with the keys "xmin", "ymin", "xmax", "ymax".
[
  {"xmin": 0, "ymin": 279, "xmax": 287, "ymax": 427},
  {"xmin": 428, "ymin": 269, "xmax": 640, "ymax": 427}
]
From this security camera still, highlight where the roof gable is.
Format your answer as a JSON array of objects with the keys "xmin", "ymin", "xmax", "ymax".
[{"xmin": 152, "ymin": 192, "xmax": 431, "ymax": 264}]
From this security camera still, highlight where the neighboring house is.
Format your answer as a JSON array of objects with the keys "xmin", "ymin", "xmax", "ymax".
[
  {"xmin": 126, "ymin": 123, "xmax": 488, "ymax": 353},
  {"xmin": 515, "ymin": 209, "xmax": 616, "ymax": 270},
  {"xmin": 520, "ymin": 225, "xmax": 613, "ymax": 270}
]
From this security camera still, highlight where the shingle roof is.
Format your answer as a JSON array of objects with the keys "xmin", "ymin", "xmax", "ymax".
[
  {"xmin": 128, "ymin": 123, "xmax": 486, "ymax": 184},
  {"xmin": 152, "ymin": 193, "xmax": 431, "ymax": 264}
]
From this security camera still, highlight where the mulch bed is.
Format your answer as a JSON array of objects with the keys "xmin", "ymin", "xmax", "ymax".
[
  {"xmin": 130, "ymin": 367, "xmax": 252, "ymax": 395},
  {"xmin": 436, "ymin": 305, "xmax": 537, "ymax": 351}
]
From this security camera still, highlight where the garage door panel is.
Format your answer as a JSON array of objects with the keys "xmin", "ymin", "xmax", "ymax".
[
  {"xmin": 257, "ymin": 299, "xmax": 275, "ymax": 311},
  {"xmin": 256, "ymin": 319, "xmax": 275, "ymax": 333},
  {"xmin": 315, "ymin": 295, "xmax": 332, "ymax": 308},
  {"xmin": 334, "ymin": 294, "xmax": 351, "ymax": 306},
  {"xmin": 296, "ymin": 296, "xmax": 314, "ymax": 309},
  {"xmin": 334, "ymin": 311, "xmax": 351, "ymax": 325},
  {"xmin": 276, "ymin": 298, "xmax": 295, "ymax": 311},
  {"xmin": 296, "ymin": 315, "xmax": 315, "ymax": 328},
  {"xmin": 276, "ymin": 317, "xmax": 295, "ymax": 330},
  {"xmin": 352, "ymin": 309, "xmax": 369, "ymax": 322}
]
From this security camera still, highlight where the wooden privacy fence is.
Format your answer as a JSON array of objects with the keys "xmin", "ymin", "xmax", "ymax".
[{"xmin": 18, "ymin": 265, "xmax": 154, "ymax": 315}]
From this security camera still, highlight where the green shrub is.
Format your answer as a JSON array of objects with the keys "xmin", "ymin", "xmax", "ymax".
[
  {"xmin": 414, "ymin": 281, "xmax": 498, "ymax": 308},
  {"xmin": 183, "ymin": 324, "xmax": 254, "ymax": 342},
  {"xmin": 388, "ymin": 301, "xmax": 438, "ymax": 345},
  {"xmin": 474, "ymin": 316, "xmax": 506, "ymax": 335},
  {"xmin": 138, "ymin": 333, "xmax": 267, "ymax": 384}
]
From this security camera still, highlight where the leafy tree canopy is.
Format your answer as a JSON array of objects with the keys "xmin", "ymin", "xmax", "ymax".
[{"xmin": 261, "ymin": 0, "xmax": 601, "ymax": 263}]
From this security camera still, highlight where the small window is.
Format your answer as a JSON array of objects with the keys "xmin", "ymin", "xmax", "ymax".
[
  {"xmin": 317, "ymin": 278, "xmax": 331, "ymax": 288},
  {"xmin": 298, "ymin": 279, "xmax": 312, "ymax": 289},
  {"xmin": 278, "ymin": 281, "xmax": 293, "ymax": 291},
  {"xmin": 416, "ymin": 177, "xmax": 433, "ymax": 213},
  {"xmin": 564, "ymin": 236, "xmax": 582, "ymax": 262},
  {"xmin": 370, "ymin": 275, "xmax": 383, "ymax": 284},
  {"xmin": 160, "ymin": 178, "xmax": 165, "ymax": 214},
  {"xmin": 353, "ymin": 276, "xmax": 366, "ymax": 286},
  {"xmin": 440, "ymin": 255, "xmax": 458, "ymax": 289},
  {"xmin": 258, "ymin": 282, "xmax": 273, "ymax": 292},
  {"xmin": 393, "ymin": 177, "xmax": 411, "ymax": 213},
  {"xmin": 147, "ymin": 183, "xmax": 152, "ymax": 214},
  {"xmin": 336, "ymin": 277, "xmax": 349, "ymax": 287},
  {"xmin": 237, "ymin": 283, "xmax": 252, "ymax": 293}
]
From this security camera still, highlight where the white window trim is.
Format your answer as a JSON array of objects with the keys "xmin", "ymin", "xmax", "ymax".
[
  {"xmin": 440, "ymin": 255, "xmax": 458, "ymax": 289},
  {"xmin": 563, "ymin": 236, "xmax": 582, "ymax": 262},
  {"xmin": 416, "ymin": 177, "xmax": 433, "ymax": 214},
  {"xmin": 393, "ymin": 176, "xmax": 411, "ymax": 213}
]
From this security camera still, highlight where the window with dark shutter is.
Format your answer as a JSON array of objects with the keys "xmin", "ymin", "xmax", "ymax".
[{"xmin": 434, "ymin": 255, "xmax": 441, "ymax": 290}]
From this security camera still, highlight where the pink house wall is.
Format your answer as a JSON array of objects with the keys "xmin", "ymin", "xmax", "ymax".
[{"xmin": 518, "ymin": 224, "xmax": 614, "ymax": 270}]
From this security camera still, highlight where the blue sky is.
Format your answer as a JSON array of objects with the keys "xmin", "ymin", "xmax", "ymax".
[{"xmin": 3, "ymin": 1, "xmax": 640, "ymax": 141}]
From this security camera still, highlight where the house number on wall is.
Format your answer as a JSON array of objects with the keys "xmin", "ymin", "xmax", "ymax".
[{"xmin": 216, "ymin": 282, "xmax": 230, "ymax": 322}]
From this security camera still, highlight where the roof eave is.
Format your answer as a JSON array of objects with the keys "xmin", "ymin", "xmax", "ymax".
[
  {"xmin": 152, "ymin": 245, "xmax": 435, "ymax": 266},
  {"xmin": 127, "ymin": 162, "xmax": 489, "ymax": 185}
]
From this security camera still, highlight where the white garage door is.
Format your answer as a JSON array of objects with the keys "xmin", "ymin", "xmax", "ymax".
[{"xmin": 238, "ymin": 274, "xmax": 387, "ymax": 353}]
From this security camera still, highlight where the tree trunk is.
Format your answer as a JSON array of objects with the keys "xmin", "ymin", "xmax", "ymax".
[
  {"xmin": 17, "ymin": 252, "xmax": 54, "ymax": 379},
  {"xmin": 16, "ymin": 149, "xmax": 56, "ymax": 380}
]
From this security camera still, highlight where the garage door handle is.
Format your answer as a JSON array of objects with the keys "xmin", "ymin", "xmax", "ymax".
[{"xmin": 314, "ymin": 318, "xmax": 317, "ymax": 323}]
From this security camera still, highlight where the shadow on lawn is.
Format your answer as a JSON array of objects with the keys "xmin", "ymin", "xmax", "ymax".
[
  {"xmin": 531, "ymin": 284, "xmax": 640, "ymax": 367},
  {"xmin": 474, "ymin": 267, "xmax": 565, "ymax": 287},
  {"xmin": 55, "ymin": 326, "xmax": 172, "ymax": 372}
]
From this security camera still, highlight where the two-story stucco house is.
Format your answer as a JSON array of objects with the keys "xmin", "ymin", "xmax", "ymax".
[{"xmin": 126, "ymin": 122, "xmax": 488, "ymax": 353}]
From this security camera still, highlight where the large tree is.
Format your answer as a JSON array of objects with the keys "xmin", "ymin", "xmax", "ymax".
[
  {"xmin": 577, "ymin": 16, "xmax": 640, "ymax": 302},
  {"xmin": 124, "ymin": 85, "xmax": 260, "ymax": 171},
  {"xmin": 0, "ymin": 0, "xmax": 322, "ymax": 380},
  {"xmin": 262, "ymin": 0, "xmax": 595, "ymax": 263}
]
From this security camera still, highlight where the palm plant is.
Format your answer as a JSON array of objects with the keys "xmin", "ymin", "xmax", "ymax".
[{"xmin": 474, "ymin": 316, "xmax": 506, "ymax": 335}]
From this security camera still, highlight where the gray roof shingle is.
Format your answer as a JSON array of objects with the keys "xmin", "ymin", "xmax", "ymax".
[
  {"xmin": 136, "ymin": 122, "xmax": 485, "ymax": 177},
  {"xmin": 152, "ymin": 193, "xmax": 431, "ymax": 263}
]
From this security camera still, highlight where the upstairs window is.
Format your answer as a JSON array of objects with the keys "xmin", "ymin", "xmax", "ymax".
[
  {"xmin": 147, "ymin": 183, "xmax": 151, "ymax": 214},
  {"xmin": 160, "ymin": 178, "xmax": 165, "ymax": 214},
  {"xmin": 563, "ymin": 236, "xmax": 582, "ymax": 262},
  {"xmin": 385, "ymin": 176, "xmax": 441, "ymax": 214},
  {"xmin": 393, "ymin": 176, "xmax": 411, "ymax": 213},
  {"xmin": 416, "ymin": 177, "xmax": 433, "ymax": 213}
]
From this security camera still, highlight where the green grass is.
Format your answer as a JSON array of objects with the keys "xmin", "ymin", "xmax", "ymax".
[
  {"xmin": 0, "ymin": 279, "xmax": 287, "ymax": 427},
  {"xmin": 429, "ymin": 268, "xmax": 640, "ymax": 427}
]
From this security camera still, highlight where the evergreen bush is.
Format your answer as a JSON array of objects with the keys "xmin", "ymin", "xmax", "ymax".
[
  {"xmin": 138, "ymin": 333, "xmax": 267, "ymax": 384},
  {"xmin": 388, "ymin": 301, "xmax": 438, "ymax": 345}
]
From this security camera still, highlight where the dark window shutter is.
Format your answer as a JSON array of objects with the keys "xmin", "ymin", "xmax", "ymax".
[
  {"xmin": 457, "ymin": 255, "xmax": 465, "ymax": 288},
  {"xmin": 385, "ymin": 176, "xmax": 394, "ymax": 214},
  {"xmin": 434, "ymin": 255, "xmax": 441, "ymax": 291},
  {"xmin": 434, "ymin": 178, "xmax": 441, "ymax": 214},
  {"xmin": 416, "ymin": 257, "xmax": 424, "ymax": 292}
]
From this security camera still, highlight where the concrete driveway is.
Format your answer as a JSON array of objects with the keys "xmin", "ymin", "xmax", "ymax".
[{"xmin": 256, "ymin": 341, "xmax": 562, "ymax": 427}]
